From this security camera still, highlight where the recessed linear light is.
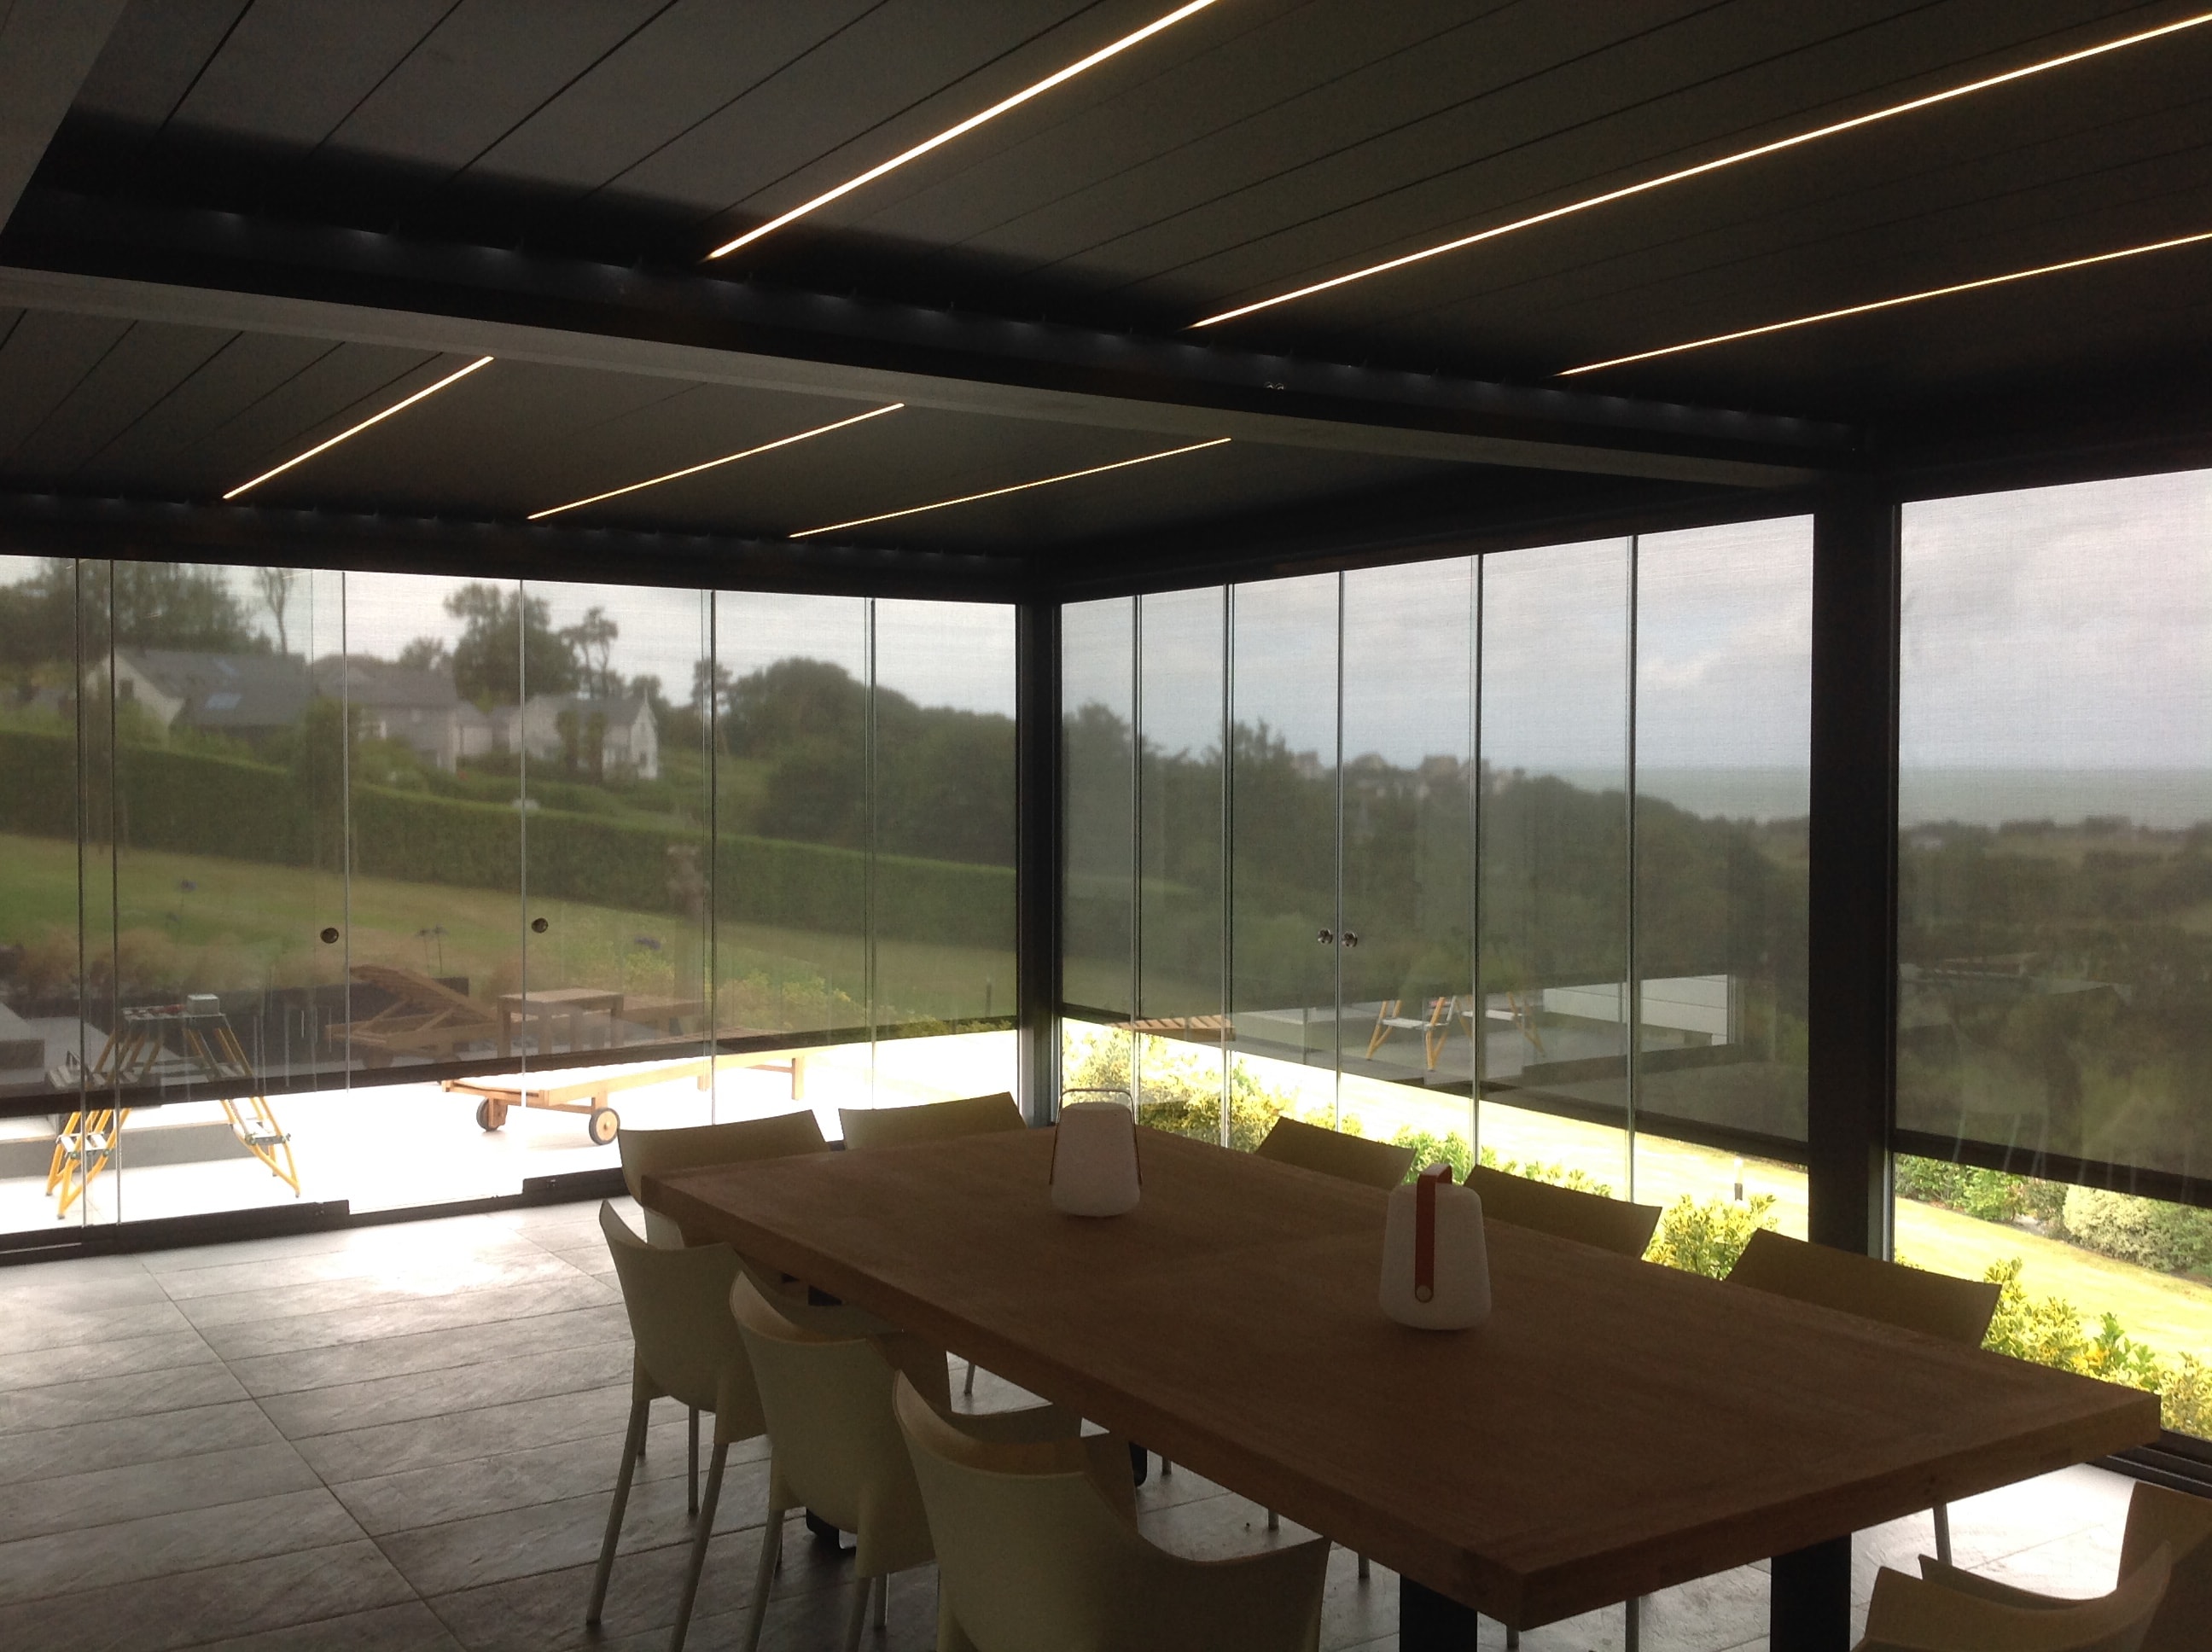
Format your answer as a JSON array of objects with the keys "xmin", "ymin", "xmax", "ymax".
[
  {"xmin": 1557, "ymin": 226, "xmax": 2212, "ymax": 377},
  {"xmin": 1189, "ymin": 8, "xmax": 2212, "ymax": 330},
  {"xmin": 790, "ymin": 436, "xmax": 1231, "ymax": 539},
  {"xmin": 707, "ymin": 0, "xmax": 1219, "ymax": 261},
  {"xmin": 528, "ymin": 403, "xmax": 905, "ymax": 521},
  {"xmin": 223, "ymin": 355, "xmax": 493, "ymax": 500}
]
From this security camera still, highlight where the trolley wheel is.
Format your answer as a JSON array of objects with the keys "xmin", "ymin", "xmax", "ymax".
[
  {"xmin": 474, "ymin": 1099, "xmax": 505, "ymax": 1132},
  {"xmin": 587, "ymin": 1106, "xmax": 620, "ymax": 1146}
]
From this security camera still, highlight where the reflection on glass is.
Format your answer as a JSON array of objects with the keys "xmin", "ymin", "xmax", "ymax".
[
  {"xmin": 1633, "ymin": 519, "xmax": 1811, "ymax": 1185},
  {"xmin": 1062, "ymin": 600, "xmax": 1136, "ymax": 1101},
  {"xmin": 870, "ymin": 599, "xmax": 1017, "ymax": 1032},
  {"xmin": 1478, "ymin": 539, "xmax": 1632, "ymax": 1187},
  {"xmin": 1900, "ymin": 470, "xmax": 2212, "ymax": 1437},
  {"xmin": 1229, "ymin": 573, "xmax": 1341, "ymax": 1080},
  {"xmin": 1135, "ymin": 589, "xmax": 1225, "ymax": 1132},
  {"xmin": 1341, "ymin": 560, "xmax": 1475, "ymax": 1116},
  {"xmin": 713, "ymin": 591, "xmax": 870, "ymax": 1044}
]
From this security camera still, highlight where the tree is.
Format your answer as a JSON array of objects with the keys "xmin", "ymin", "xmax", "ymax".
[
  {"xmin": 399, "ymin": 636, "xmax": 452, "ymax": 673},
  {"xmin": 561, "ymin": 606, "xmax": 620, "ymax": 698},
  {"xmin": 0, "ymin": 560, "xmax": 265, "ymax": 666},
  {"xmin": 444, "ymin": 584, "xmax": 578, "ymax": 706},
  {"xmin": 254, "ymin": 567, "xmax": 297, "ymax": 657}
]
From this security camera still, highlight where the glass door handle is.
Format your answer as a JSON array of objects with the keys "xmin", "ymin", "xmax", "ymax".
[
  {"xmin": 1316, "ymin": 928, "xmax": 1334, "ymax": 944},
  {"xmin": 1342, "ymin": 931, "xmax": 1359, "ymax": 947}
]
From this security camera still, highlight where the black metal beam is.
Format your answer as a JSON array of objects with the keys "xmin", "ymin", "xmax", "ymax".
[
  {"xmin": 0, "ymin": 188, "xmax": 1851, "ymax": 488},
  {"xmin": 1016, "ymin": 596, "xmax": 1063, "ymax": 1126},
  {"xmin": 1804, "ymin": 482, "xmax": 1901, "ymax": 1257},
  {"xmin": 0, "ymin": 491, "xmax": 1028, "ymax": 602}
]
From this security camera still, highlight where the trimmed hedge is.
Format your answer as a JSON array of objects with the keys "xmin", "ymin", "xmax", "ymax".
[{"xmin": 0, "ymin": 727, "xmax": 1012, "ymax": 950}]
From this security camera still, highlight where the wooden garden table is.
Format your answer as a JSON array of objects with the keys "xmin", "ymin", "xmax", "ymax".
[{"xmin": 644, "ymin": 1126, "xmax": 2156, "ymax": 1650}]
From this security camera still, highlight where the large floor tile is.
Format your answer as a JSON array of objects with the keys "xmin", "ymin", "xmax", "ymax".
[
  {"xmin": 0, "ymin": 1539, "xmax": 415, "ymax": 1652},
  {"xmin": 172, "ymin": 1252, "xmax": 589, "ymax": 1329},
  {"xmin": 293, "ymin": 1383, "xmax": 635, "ymax": 1484},
  {"xmin": 225, "ymin": 1305, "xmax": 627, "ymax": 1399},
  {"xmin": 255, "ymin": 1338, "xmax": 632, "ymax": 1440},
  {"xmin": 0, "ymin": 1361, "xmax": 246, "ymax": 1436},
  {"xmin": 0, "ymin": 1258, "xmax": 168, "ymax": 1312},
  {"xmin": 4, "ymin": 1297, "xmax": 195, "ymax": 1356},
  {"xmin": 0, "ymin": 1400, "xmax": 285, "ymax": 1488},
  {"xmin": 194, "ymin": 1273, "xmax": 615, "ymax": 1362},
  {"xmin": 0, "ymin": 1440, "xmax": 321, "ymax": 1544},
  {"xmin": 0, "ymin": 1486, "xmax": 364, "ymax": 1605},
  {"xmin": 0, "ymin": 1328, "xmax": 219, "ymax": 1393},
  {"xmin": 186, "ymin": 1599, "xmax": 463, "ymax": 1651}
]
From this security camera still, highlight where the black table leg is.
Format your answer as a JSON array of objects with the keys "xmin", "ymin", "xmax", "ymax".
[
  {"xmin": 1400, "ymin": 1578, "xmax": 1482, "ymax": 1649},
  {"xmin": 1772, "ymin": 1535, "xmax": 1853, "ymax": 1652}
]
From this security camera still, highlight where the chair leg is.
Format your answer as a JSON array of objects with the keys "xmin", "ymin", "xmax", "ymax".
[
  {"xmin": 842, "ymin": 1568, "xmax": 871, "ymax": 1652},
  {"xmin": 585, "ymin": 1382, "xmax": 651, "ymax": 1625},
  {"xmin": 1933, "ymin": 1501, "xmax": 1952, "ymax": 1566},
  {"xmin": 1624, "ymin": 1593, "xmax": 1640, "ymax": 1652},
  {"xmin": 741, "ymin": 1486, "xmax": 787, "ymax": 1652},
  {"xmin": 1505, "ymin": 1624, "xmax": 1518, "ymax": 1649},
  {"xmin": 1266, "ymin": 1508, "xmax": 1278, "ymax": 1531},
  {"xmin": 687, "ymin": 1405, "xmax": 700, "ymax": 1517},
  {"xmin": 963, "ymin": 1358, "xmax": 975, "ymax": 1397},
  {"xmin": 874, "ymin": 1571, "xmax": 888, "ymax": 1630},
  {"xmin": 669, "ymin": 1439, "xmax": 728, "ymax": 1652},
  {"xmin": 1357, "ymin": 1552, "xmax": 1370, "ymax": 1580}
]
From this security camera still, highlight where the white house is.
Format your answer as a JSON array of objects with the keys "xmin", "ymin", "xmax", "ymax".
[{"xmin": 503, "ymin": 693, "xmax": 660, "ymax": 780}]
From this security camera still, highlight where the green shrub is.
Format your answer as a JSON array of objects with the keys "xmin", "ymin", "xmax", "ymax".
[
  {"xmin": 2060, "ymin": 1187, "xmax": 2212, "ymax": 1277},
  {"xmin": 1980, "ymin": 1257, "xmax": 2212, "ymax": 1437},
  {"xmin": 1060, "ymin": 1032, "xmax": 1301, "ymax": 1151},
  {"xmin": 1894, "ymin": 1156, "xmax": 2067, "ymax": 1225},
  {"xmin": 1645, "ymin": 1193, "xmax": 1778, "ymax": 1278},
  {"xmin": 1392, "ymin": 1129, "xmax": 1475, "ymax": 1182}
]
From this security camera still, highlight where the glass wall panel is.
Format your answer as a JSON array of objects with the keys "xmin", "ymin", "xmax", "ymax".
[
  {"xmin": 1900, "ymin": 469, "xmax": 2212, "ymax": 1436},
  {"xmin": 870, "ymin": 598, "xmax": 1018, "ymax": 1032},
  {"xmin": 1134, "ymin": 589, "xmax": 1226, "ymax": 1134},
  {"xmin": 1477, "ymin": 540, "xmax": 1633, "ymax": 1194},
  {"xmin": 1632, "ymin": 520, "xmax": 1812, "ymax": 1229},
  {"xmin": 1338, "ymin": 559, "xmax": 1476, "ymax": 1155},
  {"xmin": 1062, "ymin": 597, "xmax": 1137, "ymax": 1102},
  {"xmin": 1228, "ymin": 573, "xmax": 1341, "ymax": 1081}
]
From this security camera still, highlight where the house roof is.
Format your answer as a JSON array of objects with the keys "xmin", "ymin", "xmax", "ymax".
[
  {"xmin": 117, "ymin": 649, "xmax": 309, "ymax": 730},
  {"xmin": 311, "ymin": 654, "xmax": 462, "ymax": 709}
]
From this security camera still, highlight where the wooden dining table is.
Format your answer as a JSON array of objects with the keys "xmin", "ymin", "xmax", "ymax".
[{"xmin": 644, "ymin": 1124, "xmax": 2158, "ymax": 1651}]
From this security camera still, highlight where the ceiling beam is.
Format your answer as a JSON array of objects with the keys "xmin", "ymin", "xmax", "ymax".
[
  {"xmin": 0, "ymin": 189, "xmax": 1853, "ymax": 490},
  {"xmin": 0, "ymin": 1, "xmax": 125, "ymax": 233}
]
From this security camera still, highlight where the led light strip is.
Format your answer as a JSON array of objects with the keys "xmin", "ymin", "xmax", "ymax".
[
  {"xmin": 1558, "ymin": 226, "xmax": 2212, "ymax": 376},
  {"xmin": 791, "ymin": 436, "xmax": 1231, "ymax": 538},
  {"xmin": 1190, "ymin": 8, "xmax": 2212, "ymax": 330},
  {"xmin": 224, "ymin": 356, "xmax": 494, "ymax": 500},
  {"xmin": 529, "ymin": 403, "xmax": 905, "ymax": 520},
  {"xmin": 709, "ymin": 0, "xmax": 1218, "ymax": 260}
]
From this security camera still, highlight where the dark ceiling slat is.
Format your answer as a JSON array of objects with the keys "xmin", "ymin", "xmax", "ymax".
[
  {"xmin": 77, "ymin": 329, "xmax": 336, "ymax": 491},
  {"xmin": 0, "ymin": 309, "xmax": 132, "ymax": 470},
  {"xmin": 166, "ymin": 0, "xmax": 458, "ymax": 147},
  {"xmin": 463, "ymin": 0, "xmax": 883, "ymax": 200},
  {"xmin": 73, "ymin": 0, "xmax": 251, "ymax": 127},
  {"xmin": 190, "ymin": 344, "xmax": 454, "ymax": 492},
  {"xmin": 6, "ymin": 319, "xmax": 236, "ymax": 482},
  {"xmin": 323, "ymin": 0, "xmax": 671, "ymax": 177},
  {"xmin": 613, "ymin": 0, "xmax": 1111, "ymax": 228}
]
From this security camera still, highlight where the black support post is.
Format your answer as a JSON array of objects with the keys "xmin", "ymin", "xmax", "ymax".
[
  {"xmin": 1016, "ymin": 596, "xmax": 1062, "ymax": 1126},
  {"xmin": 1805, "ymin": 481, "xmax": 1899, "ymax": 1258}
]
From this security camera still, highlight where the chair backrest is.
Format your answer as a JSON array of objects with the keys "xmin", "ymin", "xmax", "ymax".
[
  {"xmin": 1726, "ymin": 1228, "xmax": 2000, "ymax": 1346},
  {"xmin": 2123, "ymin": 1480, "xmax": 2212, "ymax": 1652},
  {"xmin": 598, "ymin": 1202, "xmax": 760, "ymax": 1433},
  {"xmin": 894, "ymin": 1372, "xmax": 1146, "ymax": 1649},
  {"xmin": 727, "ymin": 1274, "xmax": 932, "ymax": 1575},
  {"xmin": 618, "ymin": 1110, "xmax": 828, "ymax": 1246},
  {"xmin": 1253, "ymin": 1115, "xmax": 1416, "ymax": 1190},
  {"xmin": 1863, "ymin": 1545, "xmax": 2172, "ymax": 1652},
  {"xmin": 839, "ymin": 1091, "xmax": 1023, "ymax": 1151},
  {"xmin": 1462, "ymin": 1162, "xmax": 1662, "ymax": 1259}
]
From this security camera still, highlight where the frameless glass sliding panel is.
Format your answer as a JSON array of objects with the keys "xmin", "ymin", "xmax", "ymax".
[
  {"xmin": 336, "ymin": 570, "xmax": 525, "ymax": 1209},
  {"xmin": 513, "ymin": 580, "xmax": 713, "ymax": 1159},
  {"xmin": 1477, "ymin": 540, "xmax": 1633, "ymax": 1195},
  {"xmin": 1339, "ymin": 558, "xmax": 1476, "ymax": 1161},
  {"xmin": 1134, "ymin": 588, "xmax": 1228, "ymax": 1142},
  {"xmin": 1061, "ymin": 597, "xmax": 1138, "ymax": 1105},
  {"xmin": 79, "ymin": 562, "xmax": 341, "ymax": 1225},
  {"xmin": 0, "ymin": 557, "xmax": 114, "ymax": 1235},
  {"xmin": 1900, "ymin": 470, "xmax": 2212, "ymax": 1438},
  {"xmin": 1631, "ymin": 521, "xmax": 1812, "ymax": 1240},
  {"xmin": 868, "ymin": 599, "xmax": 1019, "ymax": 1110},
  {"xmin": 1228, "ymin": 575, "xmax": 1342, "ymax": 1135},
  {"xmin": 713, "ymin": 591, "xmax": 870, "ymax": 1126}
]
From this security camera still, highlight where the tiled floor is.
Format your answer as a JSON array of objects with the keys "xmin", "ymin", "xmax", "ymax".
[{"xmin": 0, "ymin": 1201, "xmax": 2139, "ymax": 1650}]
